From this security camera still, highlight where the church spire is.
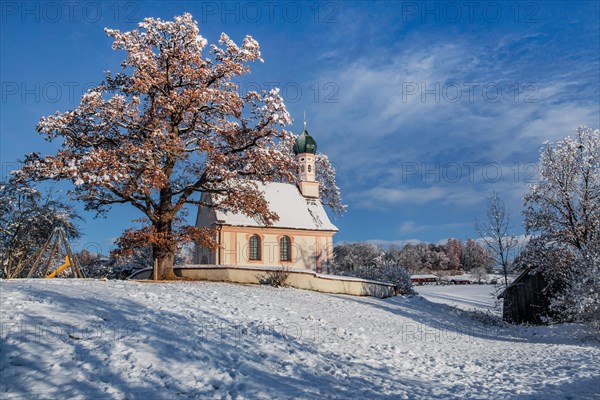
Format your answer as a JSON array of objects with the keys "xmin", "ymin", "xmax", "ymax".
[{"xmin": 294, "ymin": 114, "xmax": 319, "ymax": 198}]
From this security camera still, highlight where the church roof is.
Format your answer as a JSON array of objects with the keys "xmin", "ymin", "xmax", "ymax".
[{"xmin": 211, "ymin": 181, "xmax": 337, "ymax": 231}]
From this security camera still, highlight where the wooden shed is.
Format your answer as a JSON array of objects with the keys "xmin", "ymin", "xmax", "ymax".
[{"xmin": 498, "ymin": 267, "xmax": 549, "ymax": 324}]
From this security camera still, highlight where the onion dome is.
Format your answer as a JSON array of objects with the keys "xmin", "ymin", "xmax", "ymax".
[{"xmin": 293, "ymin": 121, "xmax": 317, "ymax": 155}]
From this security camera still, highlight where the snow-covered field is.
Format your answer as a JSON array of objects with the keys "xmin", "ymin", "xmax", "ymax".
[
  {"xmin": 416, "ymin": 284, "xmax": 501, "ymax": 314},
  {"xmin": 1, "ymin": 280, "xmax": 599, "ymax": 399}
]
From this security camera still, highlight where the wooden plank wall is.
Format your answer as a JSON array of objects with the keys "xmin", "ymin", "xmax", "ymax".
[{"xmin": 502, "ymin": 272, "xmax": 549, "ymax": 324}]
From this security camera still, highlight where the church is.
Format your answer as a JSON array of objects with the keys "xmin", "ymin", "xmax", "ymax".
[{"xmin": 193, "ymin": 123, "xmax": 338, "ymax": 272}]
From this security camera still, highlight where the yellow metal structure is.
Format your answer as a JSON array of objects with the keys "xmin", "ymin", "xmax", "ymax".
[{"xmin": 46, "ymin": 256, "xmax": 70, "ymax": 279}]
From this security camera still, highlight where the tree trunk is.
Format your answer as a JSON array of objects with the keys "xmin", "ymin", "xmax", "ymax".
[
  {"xmin": 152, "ymin": 183, "xmax": 176, "ymax": 280},
  {"xmin": 152, "ymin": 219, "xmax": 176, "ymax": 280},
  {"xmin": 502, "ymin": 262, "xmax": 509, "ymax": 287},
  {"xmin": 154, "ymin": 245, "xmax": 175, "ymax": 280}
]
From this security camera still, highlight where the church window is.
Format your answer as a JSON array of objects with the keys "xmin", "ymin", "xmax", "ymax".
[
  {"xmin": 249, "ymin": 235, "xmax": 261, "ymax": 261},
  {"xmin": 280, "ymin": 236, "xmax": 291, "ymax": 261}
]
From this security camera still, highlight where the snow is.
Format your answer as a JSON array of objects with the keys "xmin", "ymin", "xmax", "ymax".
[
  {"xmin": 214, "ymin": 181, "xmax": 338, "ymax": 231},
  {"xmin": 416, "ymin": 284, "xmax": 501, "ymax": 314},
  {"xmin": 1, "ymin": 279, "xmax": 599, "ymax": 399}
]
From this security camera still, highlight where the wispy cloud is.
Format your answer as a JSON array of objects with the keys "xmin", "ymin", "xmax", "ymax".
[
  {"xmin": 308, "ymin": 29, "xmax": 598, "ymax": 219},
  {"xmin": 398, "ymin": 220, "xmax": 426, "ymax": 235}
]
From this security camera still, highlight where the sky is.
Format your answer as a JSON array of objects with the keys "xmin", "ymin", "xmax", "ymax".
[{"xmin": 1, "ymin": 1, "xmax": 599, "ymax": 254}]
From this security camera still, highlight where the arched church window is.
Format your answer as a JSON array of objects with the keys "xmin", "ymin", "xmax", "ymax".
[
  {"xmin": 249, "ymin": 235, "xmax": 261, "ymax": 261},
  {"xmin": 280, "ymin": 236, "xmax": 291, "ymax": 262},
  {"xmin": 301, "ymin": 165, "xmax": 305, "ymax": 172},
  {"xmin": 308, "ymin": 165, "xmax": 312, "ymax": 173}
]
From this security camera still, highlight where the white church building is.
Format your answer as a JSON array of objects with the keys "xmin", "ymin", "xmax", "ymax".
[{"xmin": 193, "ymin": 123, "xmax": 338, "ymax": 273}]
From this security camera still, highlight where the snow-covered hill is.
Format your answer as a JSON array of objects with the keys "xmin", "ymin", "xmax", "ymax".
[{"xmin": 1, "ymin": 280, "xmax": 598, "ymax": 399}]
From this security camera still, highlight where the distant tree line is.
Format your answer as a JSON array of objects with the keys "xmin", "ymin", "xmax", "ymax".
[
  {"xmin": 330, "ymin": 238, "xmax": 494, "ymax": 295},
  {"xmin": 333, "ymin": 238, "xmax": 493, "ymax": 276}
]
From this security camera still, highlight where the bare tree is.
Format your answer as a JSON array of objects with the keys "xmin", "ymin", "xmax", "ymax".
[{"xmin": 474, "ymin": 191, "xmax": 518, "ymax": 287}]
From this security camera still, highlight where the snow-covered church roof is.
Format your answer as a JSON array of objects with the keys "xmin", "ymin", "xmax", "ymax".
[{"xmin": 211, "ymin": 181, "xmax": 338, "ymax": 232}]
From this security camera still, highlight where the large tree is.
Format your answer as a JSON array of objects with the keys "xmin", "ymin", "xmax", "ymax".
[
  {"xmin": 523, "ymin": 126, "xmax": 599, "ymax": 326},
  {"xmin": 524, "ymin": 126, "xmax": 599, "ymax": 252},
  {"xmin": 15, "ymin": 14, "xmax": 342, "ymax": 279}
]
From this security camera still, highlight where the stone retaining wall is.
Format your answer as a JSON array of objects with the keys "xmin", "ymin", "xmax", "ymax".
[{"xmin": 130, "ymin": 265, "xmax": 396, "ymax": 298}]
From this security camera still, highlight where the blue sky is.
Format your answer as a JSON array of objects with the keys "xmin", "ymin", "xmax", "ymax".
[{"xmin": 1, "ymin": 1, "xmax": 599, "ymax": 254}]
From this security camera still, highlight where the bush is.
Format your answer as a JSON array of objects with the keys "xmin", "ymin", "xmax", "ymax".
[
  {"xmin": 342, "ymin": 260, "xmax": 414, "ymax": 295},
  {"xmin": 333, "ymin": 243, "xmax": 383, "ymax": 274},
  {"xmin": 379, "ymin": 261, "xmax": 414, "ymax": 295},
  {"xmin": 260, "ymin": 267, "xmax": 290, "ymax": 287},
  {"xmin": 547, "ymin": 249, "xmax": 600, "ymax": 332}
]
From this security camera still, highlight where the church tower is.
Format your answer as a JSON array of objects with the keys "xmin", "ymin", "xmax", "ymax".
[{"xmin": 293, "ymin": 118, "xmax": 319, "ymax": 198}]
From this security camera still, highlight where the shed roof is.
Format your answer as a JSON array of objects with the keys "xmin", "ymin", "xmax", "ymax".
[{"xmin": 497, "ymin": 267, "xmax": 535, "ymax": 298}]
